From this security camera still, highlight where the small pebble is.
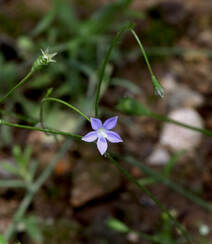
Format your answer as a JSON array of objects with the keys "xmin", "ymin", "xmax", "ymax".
[{"xmin": 160, "ymin": 108, "xmax": 203, "ymax": 151}]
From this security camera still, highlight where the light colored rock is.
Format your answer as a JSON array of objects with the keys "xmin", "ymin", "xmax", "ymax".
[
  {"xmin": 127, "ymin": 232, "xmax": 140, "ymax": 243},
  {"xmin": 160, "ymin": 108, "xmax": 203, "ymax": 151},
  {"xmin": 162, "ymin": 74, "xmax": 204, "ymax": 109},
  {"xmin": 198, "ymin": 31, "xmax": 212, "ymax": 47},
  {"xmin": 147, "ymin": 146, "xmax": 170, "ymax": 165},
  {"xmin": 169, "ymin": 86, "xmax": 204, "ymax": 108},
  {"xmin": 162, "ymin": 74, "xmax": 178, "ymax": 93}
]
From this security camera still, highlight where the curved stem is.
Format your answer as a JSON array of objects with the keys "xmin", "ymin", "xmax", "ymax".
[
  {"xmin": 130, "ymin": 29, "xmax": 154, "ymax": 77},
  {"xmin": 106, "ymin": 153, "xmax": 193, "ymax": 244},
  {"xmin": 0, "ymin": 70, "xmax": 34, "ymax": 104},
  {"xmin": 0, "ymin": 119, "xmax": 81, "ymax": 139},
  {"xmin": 95, "ymin": 23, "xmax": 134, "ymax": 117},
  {"xmin": 130, "ymin": 29, "xmax": 164, "ymax": 97},
  {"xmin": 41, "ymin": 97, "xmax": 90, "ymax": 123}
]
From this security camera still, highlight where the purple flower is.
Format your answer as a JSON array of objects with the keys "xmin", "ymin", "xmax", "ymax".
[{"xmin": 82, "ymin": 116, "xmax": 123, "ymax": 155}]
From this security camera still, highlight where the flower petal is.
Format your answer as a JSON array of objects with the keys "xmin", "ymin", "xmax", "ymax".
[
  {"xmin": 106, "ymin": 131, "xmax": 123, "ymax": 143},
  {"xmin": 90, "ymin": 118, "xmax": 102, "ymax": 130},
  {"xmin": 82, "ymin": 131, "xmax": 98, "ymax": 142},
  {"xmin": 103, "ymin": 116, "xmax": 118, "ymax": 130},
  {"xmin": 97, "ymin": 137, "xmax": 108, "ymax": 155}
]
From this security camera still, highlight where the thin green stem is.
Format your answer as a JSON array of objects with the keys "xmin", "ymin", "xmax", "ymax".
[
  {"xmin": 0, "ymin": 70, "xmax": 34, "ymax": 104},
  {"xmin": 150, "ymin": 112, "xmax": 212, "ymax": 137},
  {"xmin": 41, "ymin": 97, "xmax": 90, "ymax": 122},
  {"xmin": 163, "ymin": 150, "xmax": 185, "ymax": 178},
  {"xmin": 33, "ymin": 141, "xmax": 70, "ymax": 191},
  {"xmin": 40, "ymin": 98, "xmax": 45, "ymax": 130},
  {"xmin": 106, "ymin": 153, "xmax": 193, "ymax": 244},
  {"xmin": 124, "ymin": 156, "xmax": 212, "ymax": 213},
  {"xmin": 5, "ymin": 191, "xmax": 34, "ymax": 240},
  {"xmin": 130, "ymin": 29, "xmax": 154, "ymax": 77},
  {"xmin": 0, "ymin": 180, "xmax": 26, "ymax": 188},
  {"xmin": 95, "ymin": 23, "xmax": 134, "ymax": 117},
  {"xmin": 130, "ymin": 29, "xmax": 164, "ymax": 97},
  {"xmin": 0, "ymin": 119, "xmax": 81, "ymax": 139}
]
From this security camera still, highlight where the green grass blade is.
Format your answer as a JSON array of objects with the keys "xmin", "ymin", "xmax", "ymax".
[
  {"xmin": 124, "ymin": 156, "xmax": 212, "ymax": 213},
  {"xmin": 130, "ymin": 29, "xmax": 164, "ymax": 97},
  {"xmin": 163, "ymin": 150, "xmax": 185, "ymax": 178},
  {"xmin": 106, "ymin": 153, "xmax": 193, "ymax": 244},
  {"xmin": 95, "ymin": 23, "xmax": 134, "ymax": 117}
]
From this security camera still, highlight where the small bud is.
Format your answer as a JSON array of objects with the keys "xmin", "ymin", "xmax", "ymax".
[
  {"xmin": 31, "ymin": 48, "xmax": 57, "ymax": 72},
  {"xmin": 152, "ymin": 75, "xmax": 164, "ymax": 98},
  {"xmin": 45, "ymin": 87, "xmax": 53, "ymax": 98}
]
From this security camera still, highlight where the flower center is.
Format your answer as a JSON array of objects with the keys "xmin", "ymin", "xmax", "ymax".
[{"xmin": 97, "ymin": 128, "xmax": 107, "ymax": 138}]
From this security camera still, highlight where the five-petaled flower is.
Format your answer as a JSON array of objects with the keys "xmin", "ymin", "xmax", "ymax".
[
  {"xmin": 41, "ymin": 48, "xmax": 57, "ymax": 64},
  {"xmin": 82, "ymin": 116, "xmax": 123, "ymax": 155}
]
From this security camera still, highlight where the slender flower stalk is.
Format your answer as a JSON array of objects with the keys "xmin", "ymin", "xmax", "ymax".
[
  {"xmin": 31, "ymin": 48, "xmax": 57, "ymax": 72},
  {"xmin": 40, "ymin": 97, "xmax": 90, "ymax": 123},
  {"xmin": 117, "ymin": 97, "xmax": 212, "ymax": 137},
  {"xmin": 95, "ymin": 23, "xmax": 134, "ymax": 117},
  {"xmin": 82, "ymin": 116, "xmax": 123, "ymax": 155},
  {"xmin": 0, "ymin": 49, "xmax": 57, "ymax": 105},
  {"xmin": 94, "ymin": 24, "xmax": 163, "ymax": 119},
  {"xmin": 130, "ymin": 29, "xmax": 164, "ymax": 98},
  {"xmin": 0, "ymin": 70, "xmax": 34, "ymax": 104}
]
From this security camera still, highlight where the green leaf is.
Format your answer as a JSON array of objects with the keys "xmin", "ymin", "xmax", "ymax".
[
  {"xmin": 45, "ymin": 87, "xmax": 54, "ymax": 98},
  {"xmin": 0, "ymin": 234, "xmax": 8, "ymax": 244},
  {"xmin": 31, "ymin": 8, "xmax": 55, "ymax": 37},
  {"xmin": 12, "ymin": 145, "xmax": 22, "ymax": 167},
  {"xmin": 1, "ymin": 162, "xmax": 19, "ymax": 176},
  {"xmin": 22, "ymin": 216, "xmax": 43, "ymax": 243},
  {"xmin": 106, "ymin": 218, "xmax": 130, "ymax": 233},
  {"xmin": 22, "ymin": 146, "xmax": 32, "ymax": 169},
  {"xmin": 56, "ymin": 0, "xmax": 79, "ymax": 32},
  {"xmin": 116, "ymin": 97, "xmax": 151, "ymax": 116},
  {"xmin": 80, "ymin": 0, "xmax": 132, "ymax": 37},
  {"xmin": 163, "ymin": 150, "xmax": 185, "ymax": 178},
  {"xmin": 138, "ymin": 177, "xmax": 156, "ymax": 186},
  {"xmin": 0, "ymin": 122, "xmax": 12, "ymax": 146}
]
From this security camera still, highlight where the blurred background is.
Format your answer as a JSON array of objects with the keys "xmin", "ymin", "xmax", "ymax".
[{"xmin": 1, "ymin": 0, "xmax": 212, "ymax": 243}]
